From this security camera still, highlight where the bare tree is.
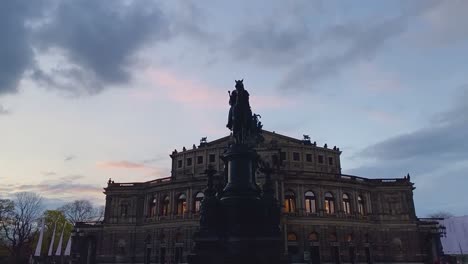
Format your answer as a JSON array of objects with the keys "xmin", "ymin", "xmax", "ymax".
[
  {"xmin": 58, "ymin": 200, "xmax": 102, "ymax": 224},
  {"xmin": 1, "ymin": 192, "xmax": 43, "ymax": 264}
]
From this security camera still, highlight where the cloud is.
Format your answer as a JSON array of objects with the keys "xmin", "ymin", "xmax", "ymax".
[
  {"xmin": 96, "ymin": 160, "xmax": 168, "ymax": 179},
  {"xmin": 365, "ymin": 110, "xmax": 401, "ymax": 125},
  {"xmin": 348, "ymin": 87, "xmax": 468, "ymax": 216},
  {"xmin": 0, "ymin": 0, "xmax": 46, "ymax": 95},
  {"xmin": 420, "ymin": 0, "xmax": 468, "ymax": 45},
  {"xmin": 0, "ymin": 105, "xmax": 10, "ymax": 115},
  {"xmin": 144, "ymin": 68, "xmax": 225, "ymax": 108},
  {"xmin": 41, "ymin": 171, "xmax": 57, "ymax": 177},
  {"xmin": 358, "ymin": 87, "xmax": 468, "ymax": 163},
  {"xmin": 227, "ymin": 1, "xmax": 439, "ymax": 91},
  {"xmin": 64, "ymin": 155, "xmax": 75, "ymax": 162},
  {"xmin": 32, "ymin": 0, "xmax": 171, "ymax": 94},
  {"xmin": 96, "ymin": 160, "xmax": 150, "ymax": 170},
  {"xmin": 0, "ymin": 0, "xmax": 208, "ymax": 96},
  {"xmin": 0, "ymin": 174, "xmax": 103, "ymax": 207},
  {"xmin": 279, "ymin": 17, "xmax": 408, "ymax": 90}
]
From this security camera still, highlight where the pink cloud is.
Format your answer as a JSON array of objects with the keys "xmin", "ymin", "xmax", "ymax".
[
  {"xmin": 143, "ymin": 68, "xmax": 294, "ymax": 110},
  {"xmin": 96, "ymin": 160, "xmax": 149, "ymax": 169},
  {"xmin": 353, "ymin": 62, "xmax": 403, "ymax": 92},
  {"xmin": 144, "ymin": 68, "xmax": 225, "ymax": 108},
  {"xmin": 251, "ymin": 95, "xmax": 296, "ymax": 109},
  {"xmin": 366, "ymin": 110, "xmax": 401, "ymax": 125},
  {"xmin": 96, "ymin": 160, "xmax": 167, "ymax": 179}
]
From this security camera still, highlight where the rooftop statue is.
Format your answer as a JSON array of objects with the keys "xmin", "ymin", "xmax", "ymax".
[{"xmin": 226, "ymin": 79, "xmax": 263, "ymax": 144}]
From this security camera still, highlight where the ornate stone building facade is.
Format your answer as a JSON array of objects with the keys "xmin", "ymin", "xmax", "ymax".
[{"xmin": 73, "ymin": 131, "xmax": 441, "ymax": 264}]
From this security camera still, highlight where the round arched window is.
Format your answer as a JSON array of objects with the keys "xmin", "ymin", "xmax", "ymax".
[
  {"xmin": 284, "ymin": 190, "xmax": 296, "ymax": 213},
  {"xmin": 287, "ymin": 232, "xmax": 297, "ymax": 241},
  {"xmin": 308, "ymin": 232, "xmax": 319, "ymax": 241},
  {"xmin": 194, "ymin": 192, "xmax": 204, "ymax": 213},
  {"xmin": 160, "ymin": 196, "xmax": 170, "ymax": 216},
  {"xmin": 343, "ymin": 193, "xmax": 351, "ymax": 214},
  {"xmin": 177, "ymin": 193, "xmax": 187, "ymax": 215},
  {"xmin": 304, "ymin": 191, "xmax": 316, "ymax": 213},
  {"xmin": 358, "ymin": 195, "xmax": 365, "ymax": 215},
  {"xmin": 324, "ymin": 192, "xmax": 335, "ymax": 214}
]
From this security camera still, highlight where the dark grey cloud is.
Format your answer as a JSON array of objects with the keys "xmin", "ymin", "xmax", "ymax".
[
  {"xmin": 279, "ymin": 18, "xmax": 408, "ymax": 90},
  {"xmin": 4, "ymin": 174, "xmax": 101, "ymax": 197},
  {"xmin": 229, "ymin": 1, "xmax": 439, "ymax": 90},
  {"xmin": 0, "ymin": 0, "xmax": 204, "ymax": 96},
  {"xmin": 0, "ymin": 0, "xmax": 47, "ymax": 95},
  {"xmin": 348, "ymin": 86, "xmax": 468, "ymax": 216},
  {"xmin": 358, "ymin": 86, "xmax": 468, "ymax": 164},
  {"xmin": 34, "ymin": 0, "xmax": 171, "ymax": 94},
  {"xmin": 64, "ymin": 155, "xmax": 75, "ymax": 162}
]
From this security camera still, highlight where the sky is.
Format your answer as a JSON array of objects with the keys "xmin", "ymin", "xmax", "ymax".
[{"xmin": 1, "ymin": 0, "xmax": 467, "ymax": 217}]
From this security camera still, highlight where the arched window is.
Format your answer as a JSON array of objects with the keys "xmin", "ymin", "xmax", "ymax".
[
  {"xmin": 328, "ymin": 233, "xmax": 337, "ymax": 242},
  {"xmin": 160, "ymin": 196, "xmax": 170, "ymax": 216},
  {"xmin": 176, "ymin": 193, "xmax": 187, "ymax": 215},
  {"xmin": 308, "ymin": 232, "xmax": 319, "ymax": 241},
  {"xmin": 287, "ymin": 232, "xmax": 297, "ymax": 241},
  {"xmin": 358, "ymin": 195, "xmax": 365, "ymax": 215},
  {"xmin": 284, "ymin": 191, "xmax": 296, "ymax": 213},
  {"xmin": 149, "ymin": 195, "xmax": 157, "ymax": 217},
  {"xmin": 346, "ymin": 233, "xmax": 353, "ymax": 242},
  {"xmin": 194, "ymin": 192, "xmax": 204, "ymax": 213},
  {"xmin": 324, "ymin": 192, "xmax": 335, "ymax": 214},
  {"xmin": 287, "ymin": 232, "xmax": 299, "ymax": 256},
  {"xmin": 304, "ymin": 191, "xmax": 316, "ymax": 213},
  {"xmin": 120, "ymin": 202, "xmax": 128, "ymax": 217},
  {"xmin": 342, "ymin": 193, "xmax": 351, "ymax": 214}
]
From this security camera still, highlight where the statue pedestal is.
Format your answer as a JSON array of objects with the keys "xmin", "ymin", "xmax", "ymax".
[{"xmin": 188, "ymin": 143, "xmax": 284, "ymax": 264}]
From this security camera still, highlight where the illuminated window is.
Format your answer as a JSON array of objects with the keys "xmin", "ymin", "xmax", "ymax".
[
  {"xmin": 308, "ymin": 232, "xmax": 319, "ymax": 241},
  {"xmin": 287, "ymin": 232, "xmax": 299, "ymax": 256},
  {"xmin": 160, "ymin": 196, "xmax": 170, "ymax": 216},
  {"xmin": 346, "ymin": 233, "xmax": 353, "ymax": 242},
  {"xmin": 343, "ymin": 193, "xmax": 351, "ymax": 214},
  {"xmin": 304, "ymin": 191, "xmax": 316, "ymax": 213},
  {"xmin": 149, "ymin": 195, "xmax": 157, "ymax": 217},
  {"xmin": 284, "ymin": 190, "xmax": 296, "ymax": 213},
  {"xmin": 358, "ymin": 195, "xmax": 365, "ymax": 215},
  {"xmin": 177, "ymin": 193, "xmax": 187, "ymax": 215},
  {"xmin": 287, "ymin": 232, "xmax": 297, "ymax": 241},
  {"xmin": 324, "ymin": 192, "xmax": 335, "ymax": 214},
  {"xmin": 194, "ymin": 192, "xmax": 204, "ymax": 213}
]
